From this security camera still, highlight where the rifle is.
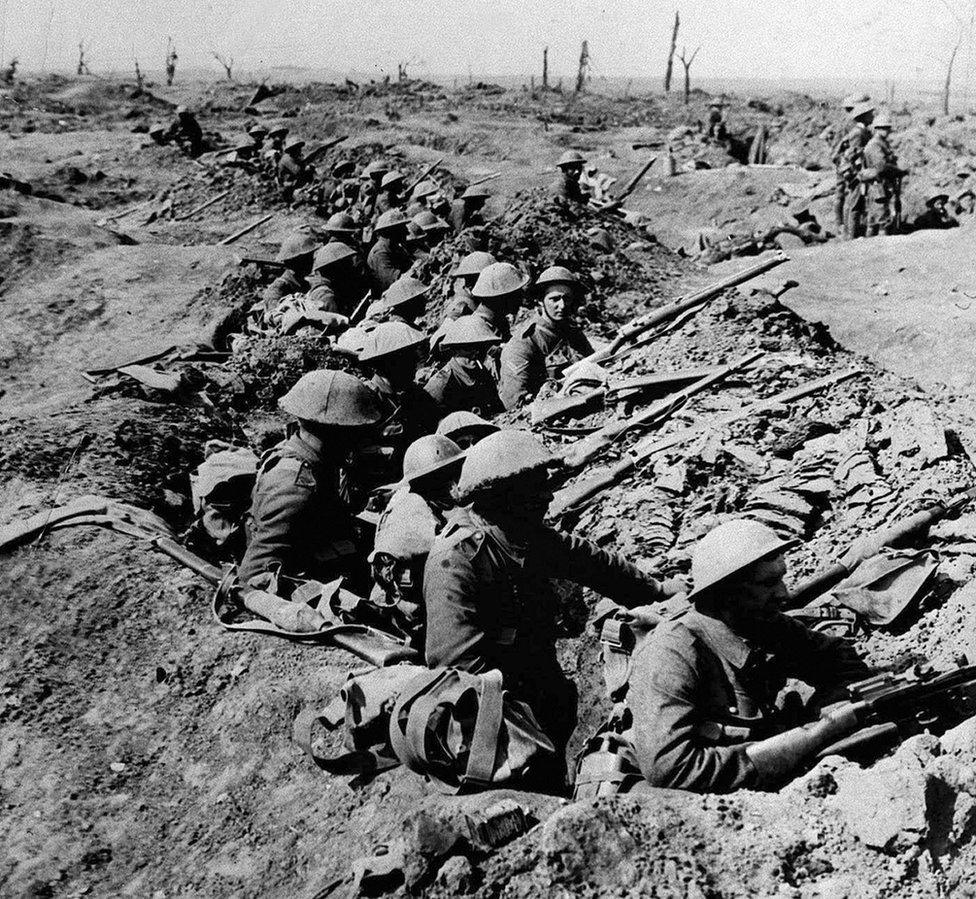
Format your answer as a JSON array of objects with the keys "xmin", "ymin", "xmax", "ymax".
[
  {"xmin": 303, "ymin": 134, "xmax": 348, "ymax": 166},
  {"xmin": 467, "ymin": 172, "xmax": 500, "ymax": 188},
  {"xmin": 405, "ymin": 155, "xmax": 446, "ymax": 194},
  {"xmin": 562, "ymin": 253, "xmax": 788, "ymax": 379},
  {"xmin": 614, "ymin": 156, "xmax": 658, "ymax": 203},
  {"xmin": 559, "ymin": 352, "xmax": 763, "ymax": 471},
  {"xmin": 239, "ymin": 256, "xmax": 286, "ymax": 272},
  {"xmin": 550, "ymin": 368, "xmax": 861, "ymax": 520},
  {"xmin": 814, "ymin": 663, "xmax": 976, "ymax": 762},
  {"xmin": 530, "ymin": 364, "xmax": 728, "ymax": 425},
  {"xmin": 788, "ymin": 486, "xmax": 976, "ymax": 607},
  {"xmin": 221, "ymin": 213, "xmax": 274, "ymax": 246},
  {"xmin": 348, "ymin": 291, "xmax": 374, "ymax": 326}
]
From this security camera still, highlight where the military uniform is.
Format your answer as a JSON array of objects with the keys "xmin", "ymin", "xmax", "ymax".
[
  {"xmin": 305, "ymin": 272, "xmax": 360, "ymax": 316},
  {"xmin": 628, "ymin": 607, "xmax": 869, "ymax": 794},
  {"xmin": 238, "ymin": 431, "xmax": 358, "ymax": 589},
  {"xmin": 549, "ymin": 171, "xmax": 584, "ymax": 204},
  {"xmin": 374, "ymin": 191, "xmax": 401, "ymax": 215},
  {"xmin": 498, "ymin": 313, "xmax": 594, "ymax": 410},
  {"xmin": 423, "ymin": 357, "xmax": 502, "ymax": 417},
  {"xmin": 424, "ymin": 507, "xmax": 671, "ymax": 751},
  {"xmin": 278, "ymin": 154, "xmax": 312, "ymax": 201},
  {"xmin": 261, "ymin": 269, "xmax": 309, "ymax": 309},
  {"xmin": 167, "ymin": 113, "xmax": 204, "ymax": 156},
  {"xmin": 442, "ymin": 285, "xmax": 478, "ymax": 323},
  {"xmin": 448, "ymin": 199, "xmax": 483, "ymax": 233},
  {"xmin": 863, "ymin": 133, "xmax": 903, "ymax": 236},
  {"xmin": 832, "ymin": 122, "xmax": 871, "ymax": 236},
  {"xmin": 367, "ymin": 236, "xmax": 413, "ymax": 294}
]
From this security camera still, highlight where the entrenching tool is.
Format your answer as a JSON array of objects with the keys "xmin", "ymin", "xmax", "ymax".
[
  {"xmin": 562, "ymin": 253, "xmax": 789, "ymax": 380},
  {"xmin": 549, "ymin": 368, "xmax": 862, "ymax": 521}
]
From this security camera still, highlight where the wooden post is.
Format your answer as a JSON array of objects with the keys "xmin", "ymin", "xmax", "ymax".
[
  {"xmin": 664, "ymin": 11, "xmax": 680, "ymax": 92},
  {"xmin": 542, "ymin": 46, "xmax": 549, "ymax": 90},
  {"xmin": 575, "ymin": 40, "xmax": 589, "ymax": 93}
]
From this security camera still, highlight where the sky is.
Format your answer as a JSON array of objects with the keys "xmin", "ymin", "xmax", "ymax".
[{"xmin": 2, "ymin": 0, "xmax": 974, "ymax": 94}]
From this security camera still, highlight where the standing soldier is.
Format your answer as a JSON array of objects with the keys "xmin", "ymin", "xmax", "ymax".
[
  {"xmin": 498, "ymin": 266, "xmax": 594, "ymax": 410},
  {"xmin": 549, "ymin": 150, "xmax": 587, "ymax": 204},
  {"xmin": 367, "ymin": 209, "xmax": 413, "ymax": 294},
  {"xmin": 834, "ymin": 101, "xmax": 874, "ymax": 238},
  {"xmin": 423, "ymin": 315, "xmax": 503, "ymax": 417},
  {"xmin": 862, "ymin": 111, "xmax": 906, "ymax": 237},
  {"xmin": 237, "ymin": 370, "xmax": 382, "ymax": 592},
  {"xmin": 261, "ymin": 231, "xmax": 318, "ymax": 308},
  {"xmin": 424, "ymin": 430, "xmax": 686, "ymax": 786}
]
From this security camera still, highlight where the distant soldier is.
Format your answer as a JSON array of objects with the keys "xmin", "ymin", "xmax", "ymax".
[
  {"xmin": 148, "ymin": 122, "xmax": 168, "ymax": 146},
  {"xmin": 375, "ymin": 170, "xmax": 406, "ymax": 215},
  {"xmin": 237, "ymin": 370, "xmax": 381, "ymax": 592},
  {"xmin": 498, "ymin": 266, "xmax": 594, "ymax": 410},
  {"xmin": 306, "ymin": 242, "xmax": 362, "ymax": 316},
  {"xmin": 261, "ymin": 231, "xmax": 318, "ymax": 308},
  {"xmin": 322, "ymin": 211, "xmax": 371, "ymax": 300},
  {"xmin": 410, "ymin": 209, "xmax": 451, "ymax": 253},
  {"xmin": 278, "ymin": 136, "xmax": 314, "ymax": 201},
  {"xmin": 863, "ymin": 111, "xmax": 906, "ymax": 236},
  {"xmin": 247, "ymin": 123, "xmax": 268, "ymax": 152},
  {"xmin": 448, "ymin": 183, "xmax": 491, "ymax": 232},
  {"xmin": 166, "ymin": 105, "xmax": 204, "ymax": 157},
  {"xmin": 424, "ymin": 315, "xmax": 503, "ymax": 417},
  {"xmin": 260, "ymin": 123, "xmax": 289, "ymax": 175},
  {"xmin": 358, "ymin": 160, "xmax": 390, "ymax": 220},
  {"xmin": 912, "ymin": 194, "xmax": 958, "ymax": 231},
  {"xmin": 706, "ymin": 99, "xmax": 728, "ymax": 142},
  {"xmin": 367, "ymin": 209, "xmax": 413, "ymax": 294},
  {"xmin": 405, "ymin": 179, "xmax": 439, "ymax": 216},
  {"xmin": 549, "ymin": 150, "xmax": 587, "ymax": 204},
  {"xmin": 835, "ymin": 101, "xmax": 875, "ymax": 238},
  {"xmin": 327, "ymin": 160, "xmax": 360, "ymax": 211}
]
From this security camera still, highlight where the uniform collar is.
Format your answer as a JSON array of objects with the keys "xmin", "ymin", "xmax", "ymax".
[{"xmin": 684, "ymin": 609, "xmax": 752, "ymax": 669}]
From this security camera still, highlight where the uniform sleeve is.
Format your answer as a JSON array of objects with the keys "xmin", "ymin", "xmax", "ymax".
[
  {"xmin": 367, "ymin": 245, "xmax": 402, "ymax": 292},
  {"xmin": 760, "ymin": 613, "xmax": 871, "ymax": 692},
  {"xmin": 423, "ymin": 541, "xmax": 492, "ymax": 673},
  {"xmin": 422, "ymin": 367, "xmax": 450, "ymax": 409},
  {"xmin": 306, "ymin": 284, "xmax": 339, "ymax": 313},
  {"xmin": 629, "ymin": 636, "xmax": 759, "ymax": 793},
  {"xmin": 498, "ymin": 337, "xmax": 540, "ymax": 410},
  {"xmin": 261, "ymin": 276, "xmax": 291, "ymax": 307},
  {"xmin": 566, "ymin": 323, "xmax": 595, "ymax": 357},
  {"xmin": 237, "ymin": 462, "xmax": 315, "ymax": 585},
  {"xmin": 541, "ymin": 527, "xmax": 667, "ymax": 605}
]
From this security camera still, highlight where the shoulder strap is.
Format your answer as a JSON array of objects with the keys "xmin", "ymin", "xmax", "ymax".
[
  {"xmin": 461, "ymin": 669, "xmax": 505, "ymax": 789},
  {"xmin": 388, "ymin": 668, "xmax": 457, "ymax": 771}
]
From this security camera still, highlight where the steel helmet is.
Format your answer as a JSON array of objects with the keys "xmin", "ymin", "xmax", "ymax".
[
  {"xmin": 412, "ymin": 210, "xmax": 449, "ymax": 233},
  {"xmin": 435, "ymin": 410, "xmax": 499, "ymax": 444},
  {"xmin": 373, "ymin": 208, "xmax": 411, "ymax": 233},
  {"xmin": 471, "ymin": 262, "xmax": 529, "ymax": 299},
  {"xmin": 535, "ymin": 265, "xmax": 580, "ymax": 293},
  {"xmin": 383, "ymin": 275, "xmax": 429, "ymax": 310},
  {"xmin": 461, "ymin": 184, "xmax": 491, "ymax": 200},
  {"xmin": 411, "ymin": 179, "xmax": 438, "ymax": 200},
  {"xmin": 405, "ymin": 221, "xmax": 425, "ymax": 243},
  {"xmin": 401, "ymin": 434, "xmax": 465, "ymax": 484},
  {"xmin": 686, "ymin": 518, "xmax": 798, "ymax": 602},
  {"xmin": 451, "ymin": 251, "xmax": 497, "ymax": 279},
  {"xmin": 456, "ymin": 430, "xmax": 555, "ymax": 501},
  {"xmin": 267, "ymin": 123, "xmax": 289, "ymax": 138},
  {"xmin": 842, "ymin": 92, "xmax": 869, "ymax": 110},
  {"xmin": 331, "ymin": 159, "xmax": 356, "ymax": 177},
  {"xmin": 380, "ymin": 170, "xmax": 405, "ymax": 189},
  {"xmin": 850, "ymin": 101, "xmax": 875, "ymax": 122},
  {"xmin": 872, "ymin": 111, "xmax": 893, "ymax": 129},
  {"xmin": 556, "ymin": 149, "xmax": 586, "ymax": 169},
  {"xmin": 324, "ymin": 211, "xmax": 359, "ymax": 235},
  {"xmin": 276, "ymin": 231, "xmax": 318, "ymax": 263},
  {"xmin": 247, "ymin": 124, "xmax": 268, "ymax": 138},
  {"xmin": 175, "ymin": 105, "xmax": 189, "ymax": 116},
  {"xmin": 279, "ymin": 370, "xmax": 382, "ymax": 426},
  {"xmin": 313, "ymin": 242, "xmax": 357, "ymax": 271},
  {"xmin": 284, "ymin": 136, "xmax": 306, "ymax": 152},
  {"xmin": 926, "ymin": 193, "xmax": 950, "ymax": 207},
  {"xmin": 358, "ymin": 321, "xmax": 427, "ymax": 363},
  {"xmin": 232, "ymin": 140, "xmax": 256, "ymax": 154},
  {"xmin": 440, "ymin": 315, "xmax": 503, "ymax": 348}
]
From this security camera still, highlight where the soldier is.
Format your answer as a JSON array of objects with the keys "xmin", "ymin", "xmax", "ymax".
[
  {"xmin": 261, "ymin": 231, "xmax": 318, "ymax": 308},
  {"xmin": 423, "ymin": 315, "xmax": 503, "ymax": 416},
  {"xmin": 706, "ymin": 100, "xmax": 728, "ymax": 142},
  {"xmin": 327, "ymin": 160, "xmax": 360, "ymax": 211},
  {"xmin": 549, "ymin": 150, "xmax": 587, "ymax": 204},
  {"xmin": 470, "ymin": 261, "xmax": 527, "ymax": 344},
  {"xmin": 367, "ymin": 209, "xmax": 413, "ymax": 294},
  {"xmin": 380, "ymin": 275, "xmax": 429, "ymax": 327},
  {"xmin": 863, "ymin": 111, "xmax": 906, "ymax": 236},
  {"xmin": 237, "ymin": 370, "xmax": 382, "ymax": 592},
  {"xmin": 148, "ymin": 122, "xmax": 168, "ymax": 146},
  {"xmin": 166, "ymin": 105, "xmax": 205, "ymax": 156},
  {"xmin": 410, "ymin": 209, "xmax": 450, "ymax": 255},
  {"xmin": 321, "ymin": 212, "xmax": 371, "ymax": 301},
  {"xmin": 441, "ymin": 251, "xmax": 497, "ymax": 323},
  {"xmin": 247, "ymin": 123, "xmax": 268, "ymax": 151},
  {"xmin": 375, "ymin": 170, "xmax": 406, "ymax": 215},
  {"xmin": 498, "ymin": 266, "xmax": 594, "ymax": 410},
  {"xmin": 278, "ymin": 136, "xmax": 314, "ymax": 201},
  {"xmin": 358, "ymin": 160, "xmax": 390, "ymax": 219},
  {"xmin": 369, "ymin": 434, "xmax": 465, "ymax": 636},
  {"xmin": 834, "ymin": 101, "xmax": 874, "ymax": 238},
  {"xmin": 448, "ymin": 184, "xmax": 491, "ymax": 232},
  {"xmin": 629, "ymin": 519, "xmax": 871, "ymax": 794},
  {"xmin": 424, "ymin": 430, "xmax": 686, "ymax": 783},
  {"xmin": 912, "ymin": 194, "xmax": 958, "ymax": 231},
  {"xmin": 356, "ymin": 321, "xmax": 442, "ymax": 487},
  {"xmin": 435, "ymin": 410, "xmax": 499, "ymax": 449},
  {"xmin": 305, "ymin": 242, "xmax": 363, "ymax": 316},
  {"xmin": 406, "ymin": 179, "xmax": 439, "ymax": 216}
]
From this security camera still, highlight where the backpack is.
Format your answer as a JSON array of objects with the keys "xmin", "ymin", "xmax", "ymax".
[
  {"xmin": 187, "ymin": 442, "xmax": 258, "ymax": 557},
  {"xmin": 294, "ymin": 665, "xmax": 555, "ymax": 793}
]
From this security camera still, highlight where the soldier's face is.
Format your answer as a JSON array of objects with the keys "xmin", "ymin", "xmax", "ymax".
[
  {"xmin": 736, "ymin": 554, "xmax": 789, "ymax": 614},
  {"xmin": 542, "ymin": 287, "xmax": 576, "ymax": 321}
]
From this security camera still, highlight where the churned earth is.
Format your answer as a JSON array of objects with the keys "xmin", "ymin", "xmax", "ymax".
[{"xmin": 3, "ymin": 74, "xmax": 976, "ymax": 898}]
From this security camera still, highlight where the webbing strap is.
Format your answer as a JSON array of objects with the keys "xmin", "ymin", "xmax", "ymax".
[
  {"xmin": 462, "ymin": 670, "xmax": 504, "ymax": 788},
  {"xmin": 389, "ymin": 669, "xmax": 456, "ymax": 771},
  {"xmin": 292, "ymin": 706, "xmax": 399, "ymax": 776}
]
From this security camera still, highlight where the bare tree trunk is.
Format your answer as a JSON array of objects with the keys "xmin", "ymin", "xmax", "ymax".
[
  {"xmin": 211, "ymin": 51, "xmax": 234, "ymax": 81},
  {"xmin": 944, "ymin": 40, "xmax": 960, "ymax": 115},
  {"xmin": 678, "ymin": 45, "xmax": 699, "ymax": 105},
  {"xmin": 134, "ymin": 59, "xmax": 144, "ymax": 91},
  {"xmin": 575, "ymin": 40, "xmax": 589, "ymax": 93},
  {"xmin": 542, "ymin": 46, "xmax": 549, "ymax": 90},
  {"xmin": 664, "ymin": 11, "xmax": 680, "ymax": 92}
]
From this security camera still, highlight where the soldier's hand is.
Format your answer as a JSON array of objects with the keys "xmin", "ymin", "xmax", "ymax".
[{"xmin": 618, "ymin": 604, "xmax": 662, "ymax": 632}]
